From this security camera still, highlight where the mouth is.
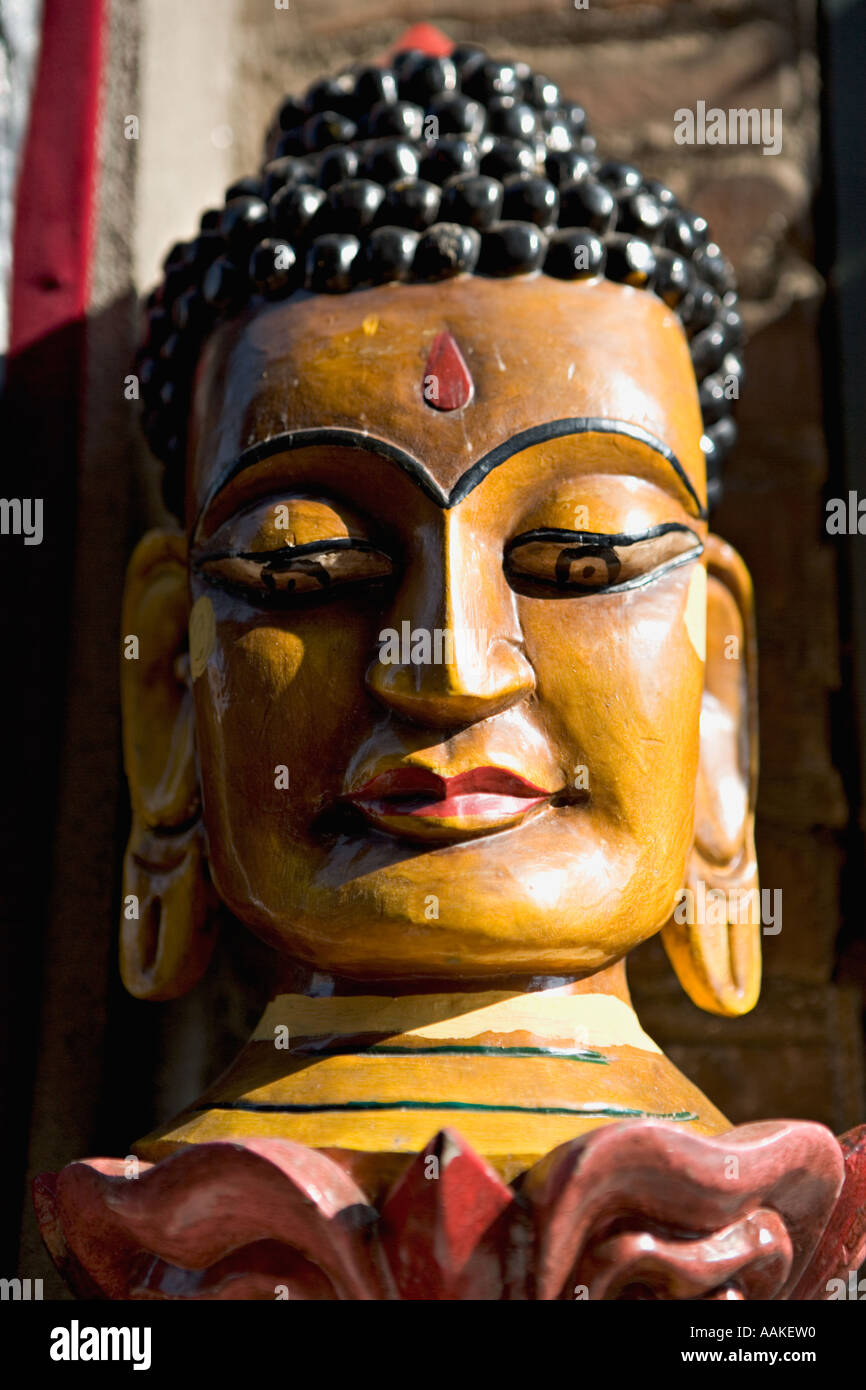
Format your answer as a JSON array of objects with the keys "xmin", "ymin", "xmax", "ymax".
[{"xmin": 344, "ymin": 765, "xmax": 556, "ymax": 841}]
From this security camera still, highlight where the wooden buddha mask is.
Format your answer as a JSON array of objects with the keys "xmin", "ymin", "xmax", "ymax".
[
  {"xmin": 36, "ymin": 38, "xmax": 866, "ymax": 1312},
  {"xmin": 119, "ymin": 43, "xmax": 759, "ymax": 1168}
]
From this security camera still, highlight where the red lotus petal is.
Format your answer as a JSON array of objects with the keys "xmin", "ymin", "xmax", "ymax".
[
  {"xmin": 35, "ymin": 1120, "xmax": 856, "ymax": 1301},
  {"xmin": 523, "ymin": 1119, "xmax": 844, "ymax": 1300},
  {"xmin": 41, "ymin": 1139, "xmax": 388, "ymax": 1300},
  {"xmin": 130, "ymin": 1239, "xmax": 338, "ymax": 1301},
  {"xmin": 32, "ymin": 1171, "xmax": 103, "ymax": 1299},
  {"xmin": 379, "ymin": 1128, "xmax": 517, "ymax": 1300},
  {"xmin": 581, "ymin": 1209, "xmax": 792, "ymax": 1301},
  {"xmin": 791, "ymin": 1122, "xmax": 866, "ymax": 1298}
]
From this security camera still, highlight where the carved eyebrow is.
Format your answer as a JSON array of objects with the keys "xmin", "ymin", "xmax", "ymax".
[
  {"xmin": 198, "ymin": 418, "xmax": 706, "ymax": 530},
  {"xmin": 451, "ymin": 420, "xmax": 706, "ymax": 518},
  {"xmin": 197, "ymin": 428, "xmax": 443, "ymax": 531}
]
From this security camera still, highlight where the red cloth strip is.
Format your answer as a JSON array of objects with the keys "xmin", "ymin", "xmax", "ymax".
[{"xmin": 9, "ymin": 0, "xmax": 106, "ymax": 357}]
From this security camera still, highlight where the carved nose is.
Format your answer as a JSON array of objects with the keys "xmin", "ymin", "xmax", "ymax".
[{"xmin": 366, "ymin": 623, "xmax": 535, "ymax": 728}]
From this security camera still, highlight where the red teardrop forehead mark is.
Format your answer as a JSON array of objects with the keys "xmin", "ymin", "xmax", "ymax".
[{"xmin": 423, "ymin": 331, "xmax": 474, "ymax": 411}]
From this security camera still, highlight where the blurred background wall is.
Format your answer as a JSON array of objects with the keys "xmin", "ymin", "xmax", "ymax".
[{"xmin": 6, "ymin": 0, "xmax": 865, "ymax": 1295}]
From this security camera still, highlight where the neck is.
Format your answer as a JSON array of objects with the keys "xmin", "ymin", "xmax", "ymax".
[
  {"xmin": 134, "ymin": 954, "xmax": 730, "ymax": 1178},
  {"xmin": 255, "ymin": 959, "xmax": 652, "ymax": 1060},
  {"xmin": 270, "ymin": 958, "xmax": 633, "ymax": 1005}
]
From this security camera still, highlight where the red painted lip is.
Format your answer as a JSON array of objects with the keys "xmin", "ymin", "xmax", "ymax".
[
  {"xmin": 345, "ymin": 766, "xmax": 553, "ymax": 825},
  {"xmin": 353, "ymin": 767, "xmax": 550, "ymax": 799}
]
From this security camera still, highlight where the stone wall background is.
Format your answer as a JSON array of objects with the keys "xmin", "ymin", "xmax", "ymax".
[{"xmin": 16, "ymin": 0, "xmax": 866, "ymax": 1291}]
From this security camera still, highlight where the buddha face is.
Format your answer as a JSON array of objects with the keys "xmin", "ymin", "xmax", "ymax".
[{"xmin": 123, "ymin": 273, "xmax": 757, "ymax": 991}]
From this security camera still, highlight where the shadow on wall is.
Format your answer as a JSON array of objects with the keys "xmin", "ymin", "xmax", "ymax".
[{"xmin": 0, "ymin": 293, "xmax": 265, "ymax": 1295}]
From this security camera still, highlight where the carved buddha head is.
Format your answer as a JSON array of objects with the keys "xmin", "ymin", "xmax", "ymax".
[{"xmin": 122, "ymin": 44, "xmax": 758, "ymax": 1036}]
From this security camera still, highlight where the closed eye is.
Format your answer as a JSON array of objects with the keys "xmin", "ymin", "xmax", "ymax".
[
  {"xmin": 505, "ymin": 522, "xmax": 702, "ymax": 596},
  {"xmin": 195, "ymin": 537, "xmax": 393, "ymax": 604}
]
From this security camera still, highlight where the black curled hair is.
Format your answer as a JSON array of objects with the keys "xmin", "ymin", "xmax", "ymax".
[{"xmin": 137, "ymin": 43, "xmax": 744, "ymax": 519}]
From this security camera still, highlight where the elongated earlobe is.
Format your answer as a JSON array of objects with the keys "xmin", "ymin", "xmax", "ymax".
[
  {"xmin": 662, "ymin": 535, "xmax": 760, "ymax": 1017},
  {"xmin": 121, "ymin": 822, "xmax": 217, "ymax": 1000},
  {"xmin": 120, "ymin": 530, "xmax": 218, "ymax": 1000}
]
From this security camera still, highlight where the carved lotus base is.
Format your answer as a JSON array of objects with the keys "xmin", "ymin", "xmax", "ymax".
[{"xmin": 34, "ymin": 1119, "xmax": 866, "ymax": 1301}]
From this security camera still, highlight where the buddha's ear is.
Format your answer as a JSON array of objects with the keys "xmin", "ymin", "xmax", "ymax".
[
  {"xmin": 661, "ymin": 534, "xmax": 760, "ymax": 1017},
  {"xmin": 119, "ymin": 529, "xmax": 218, "ymax": 1000}
]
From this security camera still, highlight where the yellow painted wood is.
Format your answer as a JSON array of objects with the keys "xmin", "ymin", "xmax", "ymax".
[
  {"xmin": 253, "ymin": 990, "xmax": 662, "ymax": 1052},
  {"xmin": 137, "ymin": 1102, "xmax": 727, "ymax": 1170}
]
